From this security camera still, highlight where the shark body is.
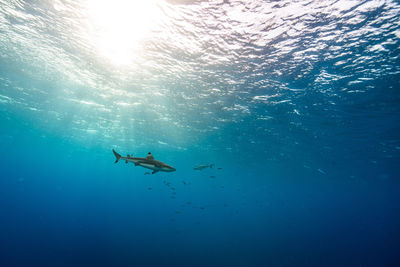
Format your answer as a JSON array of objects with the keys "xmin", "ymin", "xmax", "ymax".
[
  {"xmin": 113, "ymin": 149, "xmax": 176, "ymax": 174},
  {"xmin": 193, "ymin": 164, "xmax": 214, "ymax": 170}
]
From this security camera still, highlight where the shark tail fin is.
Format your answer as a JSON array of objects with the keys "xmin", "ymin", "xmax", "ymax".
[{"xmin": 112, "ymin": 149, "xmax": 122, "ymax": 163}]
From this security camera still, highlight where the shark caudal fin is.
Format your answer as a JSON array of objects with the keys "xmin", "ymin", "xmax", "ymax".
[{"xmin": 112, "ymin": 149, "xmax": 122, "ymax": 163}]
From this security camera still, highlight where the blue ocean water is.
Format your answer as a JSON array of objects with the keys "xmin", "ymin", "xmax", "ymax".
[{"xmin": 1, "ymin": 0, "xmax": 400, "ymax": 266}]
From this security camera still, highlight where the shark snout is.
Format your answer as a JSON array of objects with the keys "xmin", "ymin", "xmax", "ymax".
[{"xmin": 169, "ymin": 166, "xmax": 176, "ymax": 172}]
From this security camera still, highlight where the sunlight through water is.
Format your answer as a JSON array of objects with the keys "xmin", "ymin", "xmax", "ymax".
[
  {"xmin": 0, "ymin": 1, "xmax": 400, "ymax": 265},
  {"xmin": 0, "ymin": 0, "xmax": 399, "ymax": 151},
  {"xmin": 83, "ymin": 0, "xmax": 163, "ymax": 65}
]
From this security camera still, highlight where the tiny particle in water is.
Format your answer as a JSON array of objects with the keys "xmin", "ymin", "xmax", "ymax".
[
  {"xmin": 210, "ymin": 176, "xmax": 216, "ymax": 178},
  {"xmin": 144, "ymin": 172, "xmax": 151, "ymax": 175},
  {"xmin": 171, "ymin": 187, "xmax": 176, "ymax": 191},
  {"xmin": 217, "ymin": 167, "xmax": 222, "ymax": 170},
  {"xmin": 317, "ymin": 168, "xmax": 326, "ymax": 174},
  {"xmin": 148, "ymin": 187, "xmax": 152, "ymax": 190},
  {"xmin": 175, "ymin": 211, "xmax": 181, "ymax": 214},
  {"xmin": 200, "ymin": 207, "xmax": 205, "ymax": 210},
  {"xmin": 182, "ymin": 181, "xmax": 187, "ymax": 185}
]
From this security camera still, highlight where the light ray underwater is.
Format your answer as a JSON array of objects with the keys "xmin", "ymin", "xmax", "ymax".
[{"xmin": 1, "ymin": 0, "xmax": 400, "ymax": 266}]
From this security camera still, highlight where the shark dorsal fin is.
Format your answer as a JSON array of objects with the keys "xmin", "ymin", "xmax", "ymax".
[{"xmin": 146, "ymin": 152, "xmax": 154, "ymax": 160}]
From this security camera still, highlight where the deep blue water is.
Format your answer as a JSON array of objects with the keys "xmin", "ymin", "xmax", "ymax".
[{"xmin": 1, "ymin": 0, "xmax": 400, "ymax": 266}]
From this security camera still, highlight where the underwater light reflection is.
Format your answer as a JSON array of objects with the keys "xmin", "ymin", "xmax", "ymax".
[{"xmin": 83, "ymin": 0, "xmax": 163, "ymax": 65}]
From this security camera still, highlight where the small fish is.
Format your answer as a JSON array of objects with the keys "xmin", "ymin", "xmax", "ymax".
[
  {"xmin": 217, "ymin": 167, "xmax": 222, "ymax": 170},
  {"xmin": 210, "ymin": 176, "xmax": 216, "ymax": 178},
  {"xmin": 317, "ymin": 168, "xmax": 326, "ymax": 174},
  {"xmin": 148, "ymin": 187, "xmax": 152, "ymax": 190},
  {"xmin": 144, "ymin": 172, "xmax": 151, "ymax": 175}
]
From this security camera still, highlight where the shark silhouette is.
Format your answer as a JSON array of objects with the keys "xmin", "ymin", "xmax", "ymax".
[{"xmin": 113, "ymin": 149, "xmax": 176, "ymax": 174}]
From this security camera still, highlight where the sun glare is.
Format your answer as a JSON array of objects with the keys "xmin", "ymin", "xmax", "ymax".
[{"xmin": 84, "ymin": 0, "xmax": 162, "ymax": 65}]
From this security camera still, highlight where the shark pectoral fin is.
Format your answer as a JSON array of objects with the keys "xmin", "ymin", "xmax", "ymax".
[{"xmin": 152, "ymin": 170, "xmax": 159, "ymax": 174}]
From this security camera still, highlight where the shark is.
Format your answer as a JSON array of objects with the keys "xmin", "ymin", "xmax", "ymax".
[
  {"xmin": 112, "ymin": 149, "xmax": 176, "ymax": 174},
  {"xmin": 193, "ymin": 164, "xmax": 214, "ymax": 170}
]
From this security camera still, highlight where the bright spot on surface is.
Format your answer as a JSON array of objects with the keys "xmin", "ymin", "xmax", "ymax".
[{"xmin": 84, "ymin": 0, "xmax": 162, "ymax": 65}]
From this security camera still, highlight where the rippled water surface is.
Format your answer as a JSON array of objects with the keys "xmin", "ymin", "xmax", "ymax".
[{"xmin": 1, "ymin": 0, "xmax": 400, "ymax": 266}]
